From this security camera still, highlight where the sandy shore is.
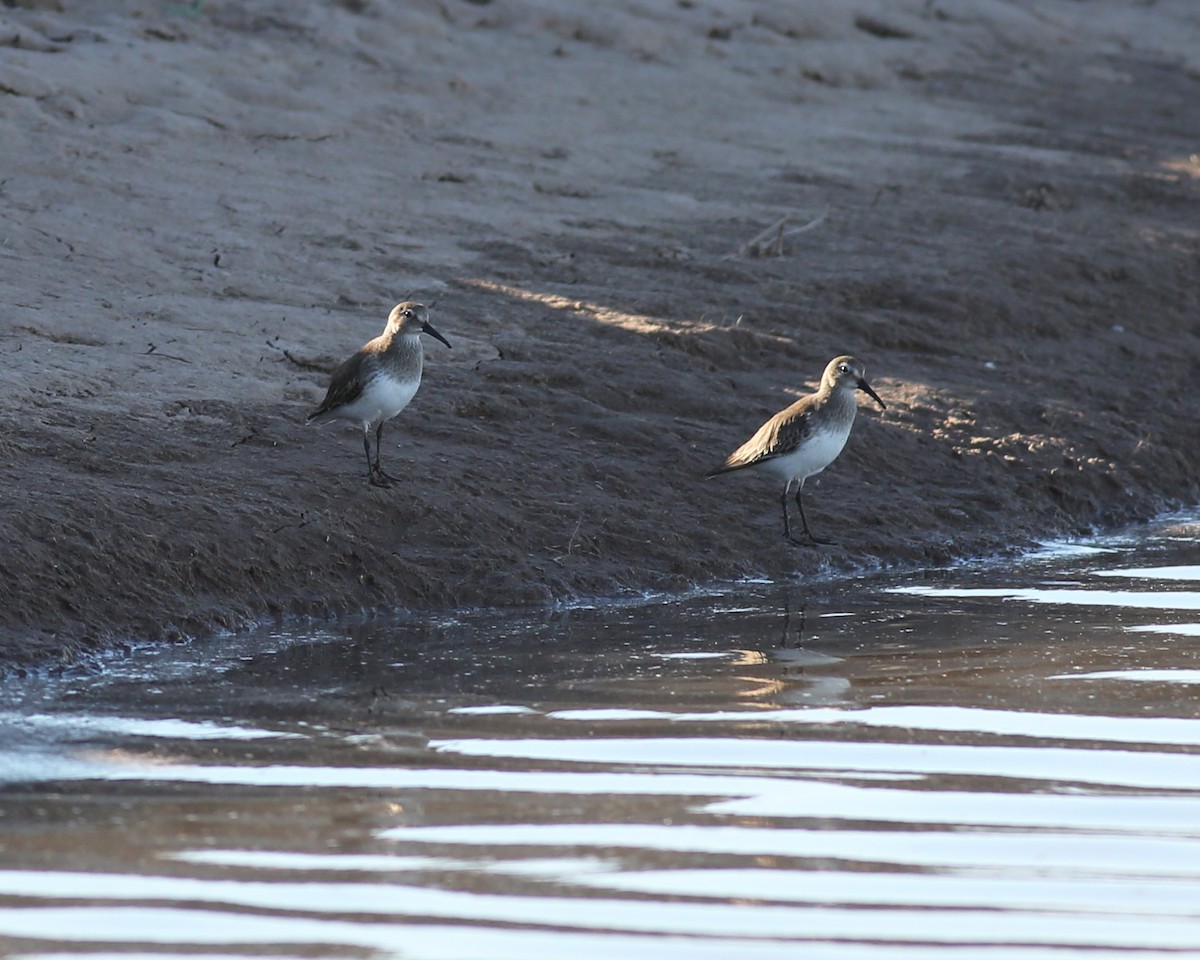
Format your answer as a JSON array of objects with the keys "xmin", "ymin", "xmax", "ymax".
[{"xmin": 1, "ymin": 0, "xmax": 1198, "ymax": 668}]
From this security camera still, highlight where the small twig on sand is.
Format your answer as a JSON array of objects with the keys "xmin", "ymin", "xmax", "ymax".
[
  {"xmin": 277, "ymin": 346, "xmax": 330, "ymax": 373},
  {"xmin": 551, "ymin": 516, "xmax": 604, "ymax": 563},
  {"xmin": 782, "ymin": 209, "xmax": 829, "ymax": 240},
  {"xmin": 735, "ymin": 215, "xmax": 788, "ymax": 259},
  {"xmin": 561, "ymin": 517, "xmax": 584, "ymax": 560},
  {"xmin": 732, "ymin": 209, "xmax": 829, "ymax": 259},
  {"xmin": 272, "ymin": 510, "xmax": 316, "ymax": 534},
  {"xmin": 143, "ymin": 344, "xmax": 191, "ymax": 363}
]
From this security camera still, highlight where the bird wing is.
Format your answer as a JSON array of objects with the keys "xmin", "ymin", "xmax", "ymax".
[
  {"xmin": 307, "ymin": 351, "xmax": 367, "ymax": 420},
  {"xmin": 709, "ymin": 401, "xmax": 812, "ymax": 476}
]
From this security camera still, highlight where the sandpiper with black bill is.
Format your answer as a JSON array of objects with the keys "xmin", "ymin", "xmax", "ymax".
[
  {"xmin": 307, "ymin": 301, "xmax": 451, "ymax": 487},
  {"xmin": 707, "ymin": 355, "xmax": 885, "ymax": 545}
]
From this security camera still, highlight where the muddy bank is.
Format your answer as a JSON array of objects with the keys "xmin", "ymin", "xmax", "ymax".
[{"xmin": 1, "ymin": 1, "xmax": 1198, "ymax": 668}]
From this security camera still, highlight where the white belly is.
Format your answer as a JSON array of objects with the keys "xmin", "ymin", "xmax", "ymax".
[
  {"xmin": 758, "ymin": 428, "xmax": 849, "ymax": 483},
  {"xmin": 340, "ymin": 376, "xmax": 419, "ymax": 429}
]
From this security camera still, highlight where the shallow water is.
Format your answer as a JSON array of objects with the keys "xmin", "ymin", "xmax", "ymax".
[{"xmin": 1, "ymin": 517, "xmax": 1199, "ymax": 959}]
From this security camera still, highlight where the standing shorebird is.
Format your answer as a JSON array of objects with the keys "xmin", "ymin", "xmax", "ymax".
[
  {"xmin": 707, "ymin": 355, "xmax": 885, "ymax": 545},
  {"xmin": 307, "ymin": 301, "xmax": 451, "ymax": 487}
]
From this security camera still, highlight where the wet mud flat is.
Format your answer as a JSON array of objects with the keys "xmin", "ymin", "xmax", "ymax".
[{"xmin": 1, "ymin": 1, "xmax": 1199, "ymax": 666}]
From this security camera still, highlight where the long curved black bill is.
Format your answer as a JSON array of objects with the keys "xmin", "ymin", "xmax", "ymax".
[
  {"xmin": 858, "ymin": 378, "xmax": 886, "ymax": 409},
  {"xmin": 422, "ymin": 320, "xmax": 452, "ymax": 349}
]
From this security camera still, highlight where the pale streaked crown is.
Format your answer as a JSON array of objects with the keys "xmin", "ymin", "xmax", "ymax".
[
  {"xmin": 386, "ymin": 301, "xmax": 430, "ymax": 335},
  {"xmin": 824, "ymin": 355, "xmax": 866, "ymax": 391}
]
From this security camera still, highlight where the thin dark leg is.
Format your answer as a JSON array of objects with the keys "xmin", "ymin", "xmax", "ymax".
[
  {"xmin": 780, "ymin": 486, "xmax": 793, "ymax": 541},
  {"xmin": 362, "ymin": 431, "xmax": 374, "ymax": 477},
  {"xmin": 365, "ymin": 427, "xmax": 392, "ymax": 487},
  {"xmin": 794, "ymin": 486, "xmax": 834, "ymax": 546},
  {"xmin": 373, "ymin": 422, "xmax": 401, "ymax": 483}
]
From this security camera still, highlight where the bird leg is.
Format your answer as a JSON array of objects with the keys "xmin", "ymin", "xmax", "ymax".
[
  {"xmin": 371, "ymin": 423, "xmax": 402, "ymax": 483},
  {"xmin": 792, "ymin": 485, "xmax": 834, "ymax": 546},
  {"xmin": 779, "ymin": 485, "xmax": 794, "ymax": 542},
  {"xmin": 364, "ymin": 428, "xmax": 393, "ymax": 487}
]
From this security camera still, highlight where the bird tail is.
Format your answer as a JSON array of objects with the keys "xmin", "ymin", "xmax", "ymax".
[{"xmin": 705, "ymin": 461, "xmax": 743, "ymax": 480}]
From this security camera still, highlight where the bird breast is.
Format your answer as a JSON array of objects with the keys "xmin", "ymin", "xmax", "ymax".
[
  {"xmin": 345, "ymin": 373, "xmax": 420, "ymax": 428},
  {"xmin": 762, "ymin": 426, "xmax": 850, "ymax": 482}
]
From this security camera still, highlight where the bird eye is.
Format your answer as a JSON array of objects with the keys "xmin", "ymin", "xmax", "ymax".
[
  {"xmin": 838, "ymin": 364, "xmax": 849, "ymax": 374},
  {"xmin": 402, "ymin": 310, "xmax": 413, "ymax": 319}
]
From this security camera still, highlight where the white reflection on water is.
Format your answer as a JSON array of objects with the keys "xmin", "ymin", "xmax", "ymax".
[
  {"xmin": 891, "ymin": 586, "xmax": 1200, "ymax": 609},
  {"xmin": 0, "ymin": 873, "xmax": 1199, "ymax": 949},
  {"xmin": 701, "ymin": 779, "xmax": 1200, "ymax": 825},
  {"xmin": 381, "ymin": 822, "xmax": 1200, "ymax": 876},
  {"xmin": 25, "ymin": 954, "xmax": 322, "ymax": 960},
  {"xmin": 6, "ymin": 912, "xmax": 1183, "ymax": 960},
  {"xmin": 654, "ymin": 652, "xmax": 730, "ymax": 660},
  {"xmin": 1050, "ymin": 669, "xmax": 1200, "ymax": 683},
  {"xmin": 430, "ymin": 735, "xmax": 1200, "ymax": 790},
  {"xmin": 1095, "ymin": 566, "xmax": 1200, "ymax": 581},
  {"xmin": 569, "ymin": 866, "xmax": 1200, "ymax": 915},
  {"xmin": 0, "ymin": 713, "xmax": 303, "ymax": 742},
  {"xmin": 171, "ymin": 850, "xmax": 453, "ymax": 871},
  {"xmin": 1128, "ymin": 623, "xmax": 1200, "ymax": 636},
  {"xmin": 7, "ymin": 756, "xmax": 1197, "ymax": 833},
  {"xmin": 1026, "ymin": 542, "xmax": 1122, "ymax": 559},
  {"xmin": 546, "ymin": 705, "xmax": 1200, "ymax": 745}
]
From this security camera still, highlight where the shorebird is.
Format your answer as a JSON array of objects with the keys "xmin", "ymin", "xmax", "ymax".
[
  {"xmin": 307, "ymin": 301, "xmax": 451, "ymax": 487},
  {"xmin": 707, "ymin": 355, "xmax": 885, "ymax": 545}
]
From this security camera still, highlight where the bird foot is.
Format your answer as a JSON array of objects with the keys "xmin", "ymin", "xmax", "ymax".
[
  {"xmin": 368, "ymin": 470, "xmax": 395, "ymax": 488},
  {"xmin": 788, "ymin": 535, "xmax": 835, "ymax": 547}
]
